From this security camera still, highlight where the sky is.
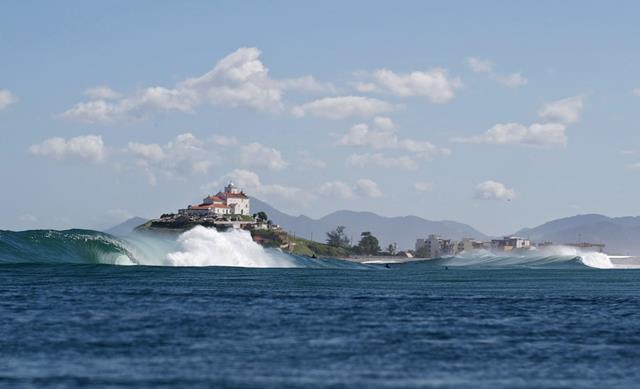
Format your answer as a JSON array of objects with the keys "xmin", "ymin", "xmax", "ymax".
[{"xmin": 1, "ymin": 1, "xmax": 640, "ymax": 235}]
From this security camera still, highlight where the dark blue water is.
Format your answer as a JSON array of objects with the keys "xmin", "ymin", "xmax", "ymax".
[{"xmin": 1, "ymin": 263, "xmax": 639, "ymax": 388}]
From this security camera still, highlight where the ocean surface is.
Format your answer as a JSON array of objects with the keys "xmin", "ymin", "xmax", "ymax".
[{"xmin": 1, "ymin": 228, "xmax": 640, "ymax": 388}]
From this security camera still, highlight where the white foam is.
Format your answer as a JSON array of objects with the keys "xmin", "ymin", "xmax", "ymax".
[{"xmin": 165, "ymin": 226, "xmax": 298, "ymax": 268}]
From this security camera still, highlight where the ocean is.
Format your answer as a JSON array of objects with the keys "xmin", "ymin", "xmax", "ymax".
[{"xmin": 1, "ymin": 227, "xmax": 640, "ymax": 388}]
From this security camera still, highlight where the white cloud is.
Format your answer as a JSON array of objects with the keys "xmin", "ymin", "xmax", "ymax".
[
  {"xmin": 126, "ymin": 133, "xmax": 219, "ymax": 184},
  {"xmin": 538, "ymin": 95, "xmax": 584, "ymax": 124},
  {"xmin": 84, "ymin": 86, "xmax": 121, "ymax": 100},
  {"xmin": 0, "ymin": 89, "xmax": 17, "ymax": 110},
  {"xmin": 292, "ymin": 96, "xmax": 395, "ymax": 119},
  {"xmin": 632, "ymin": 88, "xmax": 640, "ymax": 97},
  {"xmin": 319, "ymin": 181, "xmax": 354, "ymax": 199},
  {"xmin": 452, "ymin": 96, "xmax": 582, "ymax": 148},
  {"xmin": 452, "ymin": 122, "xmax": 567, "ymax": 148},
  {"xmin": 467, "ymin": 57, "xmax": 493, "ymax": 74},
  {"xmin": 372, "ymin": 116, "xmax": 395, "ymax": 130},
  {"xmin": 62, "ymin": 100, "xmax": 122, "ymax": 123},
  {"xmin": 338, "ymin": 120, "xmax": 450, "ymax": 158},
  {"xmin": 240, "ymin": 142, "xmax": 287, "ymax": 171},
  {"xmin": 221, "ymin": 169, "xmax": 314, "ymax": 205},
  {"xmin": 355, "ymin": 178, "xmax": 383, "ymax": 198},
  {"xmin": 347, "ymin": 153, "xmax": 418, "ymax": 170},
  {"xmin": 414, "ymin": 181, "xmax": 434, "ymax": 192},
  {"xmin": 365, "ymin": 68, "xmax": 462, "ymax": 103},
  {"xmin": 474, "ymin": 180, "xmax": 515, "ymax": 200},
  {"xmin": 319, "ymin": 178, "xmax": 382, "ymax": 199},
  {"xmin": 466, "ymin": 57, "xmax": 528, "ymax": 88},
  {"xmin": 127, "ymin": 142, "xmax": 165, "ymax": 162},
  {"xmin": 63, "ymin": 47, "xmax": 330, "ymax": 122},
  {"xmin": 29, "ymin": 135, "xmax": 106, "ymax": 163}
]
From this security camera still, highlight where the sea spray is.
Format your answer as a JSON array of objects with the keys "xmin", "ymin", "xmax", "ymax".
[{"xmin": 165, "ymin": 226, "xmax": 298, "ymax": 267}]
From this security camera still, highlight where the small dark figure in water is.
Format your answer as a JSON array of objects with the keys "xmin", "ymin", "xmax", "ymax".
[
  {"xmin": 445, "ymin": 266, "xmax": 449, "ymax": 270},
  {"xmin": 385, "ymin": 264, "xmax": 391, "ymax": 268},
  {"xmin": 311, "ymin": 254, "xmax": 317, "ymax": 259}
]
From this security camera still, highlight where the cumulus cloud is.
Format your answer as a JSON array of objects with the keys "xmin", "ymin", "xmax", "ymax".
[
  {"xmin": 372, "ymin": 116, "xmax": 395, "ymax": 130},
  {"xmin": 219, "ymin": 169, "xmax": 314, "ymax": 206},
  {"xmin": 357, "ymin": 68, "xmax": 462, "ymax": 103},
  {"xmin": 319, "ymin": 178, "xmax": 383, "ymax": 199},
  {"xmin": 63, "ymin": 47, "xmax": 331, "ymax": 122},
  {"xmin": 452, "ymin": 122, "xmax": 567, "ymax": 148},
  {"xmin": 0, "ymin": 89, "xmax": 17, "ymax": 110},
  {"xmin": 240, "ymin": 142, "xmax": 287, "ymax": 171},
  {"xmin": 474, "ymin": 180, "xmax": 515, "ymax": 200},
  {"xmin": 355, "ymin": 178, "xmax": 383, "ymax": 198},
  {"xmin": 347, "ymin": 153, "xmax": 418, "ymax": 170},
  {"xmin": 414, "ymin": 181, "xmax": 434, "ymax": 192},
  {"xmin": 29, "ymin": 135, "xmax": 106, "ymax": 163},
  {"xmin": 538, "ymin": 95, "xmax": 584, "ymax": 124},
  {"xmin": 319, "ymin": 181, "xmax": 354, "ymax": 199},
  {"xmin": 126, "ymin": 133, "xmax": 219, "ymax": 185},
  {"xmin": 466, "ymin": 57, "xmax": 528, "ymax": 88},
  {"xmin": 452, "ymin": 96, "xmax": 583, "ymax": 148},
  {"xmin": 467, "ymin": 57, "xmax": 493, "ymax": 73},
  {"xmin": 338, "ymin": 119, "xmax": 450, "ymax": 158},
  {"xmin": 292, "ymin": 96, "xmax": 395, "ymax": 119}
]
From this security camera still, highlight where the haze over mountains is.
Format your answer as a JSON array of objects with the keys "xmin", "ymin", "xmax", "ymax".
[{"xmin": 106, "ymin": 199, "xmax": 640, "ymax": 254}]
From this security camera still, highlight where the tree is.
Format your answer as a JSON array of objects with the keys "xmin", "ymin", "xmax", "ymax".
[
  {"xmin": 387, "ymin": 243, "xmax": 397, "ymax": 255},
  {"xmin": 255, "ymin": 211, "xmax": 268, "ymax": 222},
  {"xmin": 326, "ymin": 226, "xmax": 350, "ymax": 249},
  {"xmin": 357, "ymin": 231, "xmax": 381, "ymax": 255}
]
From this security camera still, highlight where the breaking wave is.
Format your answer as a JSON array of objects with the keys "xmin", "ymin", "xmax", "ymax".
[
  {"xmin": 431, "ymin": 246, "xmax": 640, "ymax": 269},
  {"xmin": 0, "ymin": 227, "xmax": 369, "ymax": 269}
]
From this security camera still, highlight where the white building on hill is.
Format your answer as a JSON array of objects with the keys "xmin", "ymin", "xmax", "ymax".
[{"xmin": 180, "ymin": 182, "xmax": 251, "ymax": 217}]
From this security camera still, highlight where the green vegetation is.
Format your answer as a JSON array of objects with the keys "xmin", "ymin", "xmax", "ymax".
[
  {"xmin": 326, "ymin": 225, "xmax": 350, "ymax": 249},
  {"xmin": 251, "ymin": 229, "xmax": 349, "ymax": 258},
  {"xmin": 354, "ymin": 231, "xmax": 381, "ymax": 255}
]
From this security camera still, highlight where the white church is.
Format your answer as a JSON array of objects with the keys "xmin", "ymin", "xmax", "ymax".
[{"xmin": 179, "ymin": 182, "xmax": 251, "ymax": 217}]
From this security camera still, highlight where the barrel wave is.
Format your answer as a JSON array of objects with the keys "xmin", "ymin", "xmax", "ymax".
[{"xmin": 0, "ymin": 226, "xmax": 370, "ymax": 268}]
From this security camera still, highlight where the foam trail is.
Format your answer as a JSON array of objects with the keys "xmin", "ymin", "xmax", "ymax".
[{"xmin": 164, "ymin": 226, "xmax": 297, "ymax": 267}]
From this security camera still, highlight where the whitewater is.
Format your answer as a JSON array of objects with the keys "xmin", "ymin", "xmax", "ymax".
[{"xmin": 1, "ymin": 226, "xmax": 639, "ymax": 269}]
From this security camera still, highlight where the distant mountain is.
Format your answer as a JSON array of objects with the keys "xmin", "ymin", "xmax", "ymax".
[
  {"xmin": 515, "ymin": 214, "xmax": 640, "ymax": 255},
  {"xmin": 251, "ymin": 198, "xmax": 488, "ymax": 250},
  {"xmin": 104, "ymin": 217, "xmax": 149, "ymax": 236}
]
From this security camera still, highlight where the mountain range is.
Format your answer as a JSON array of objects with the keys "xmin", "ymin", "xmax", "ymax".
[
  {"xmin": 104, "ymin": 199, "xmax": 640, "ymax": 254},
  {"xmin": 250, "ymin": 198, "xmax": 488, "ymax": 250},
  {"xmin": 515, "ymin": 214, "xmax": 640, "ymax": 255}
]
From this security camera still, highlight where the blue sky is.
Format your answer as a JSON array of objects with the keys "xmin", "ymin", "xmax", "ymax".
[{"xmin": 1, "ymin": 1, "xmax": 640, "ymax": 235}]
